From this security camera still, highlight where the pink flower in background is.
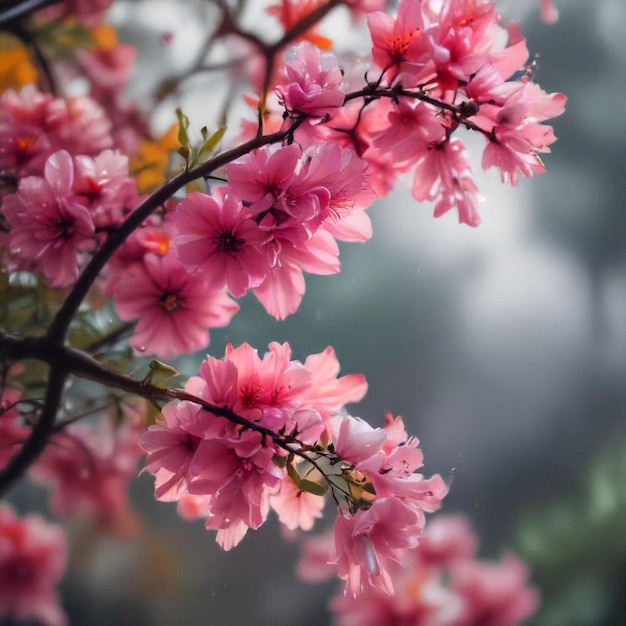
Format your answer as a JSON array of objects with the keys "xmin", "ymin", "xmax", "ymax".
[
  {"xmin": 300, "ymin": 514, "xmax": 539, "ymax": 625},
  {"xmin": 2, "ymin": 150, "xmax": 95, "ymax": 287},
  {"xmin": 0, "ymin": 504, "xmax": 67, "ymax": 626},
  {"xmin": 451, "ymin": 553, "xmax": 540, "ymax": 626},
  {"xmin": 112, "ymin": 249, "xmax": 239, "ymax": 358},
  {"xmin": 174, "ymin": 190, "xmax": 269, "ymax": 297},
  {"xmin": 276, "ymin": 42, "xmax": 345, "ymax": 117},
  {"xmin": 538, "ymin": 0, "xmax": 559, "ymax": 24},
  {"xmin": 30, "ymin": 401, "xmax": 146, "ymax": 535}
]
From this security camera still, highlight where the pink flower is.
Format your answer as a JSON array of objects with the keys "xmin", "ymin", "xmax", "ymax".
[
  {"xmin": 367, "ymin": 0, "xmax": 430, "ymax": 84},
  {"xmin": 0, "ymin": 504, "xmax": 67, "ymax": 626},
  {"xmin": 276, "ymin": 42, "xmax": 345, "ymax": 117},
  {"xmin": 538, "ymin": 0, "xmax": 559, "ymax": 24},
  {"xmin": 479, "ymin": 83, "xmax": 566, "ymax": 185},
  {"xmin": 141, "ymin": 401, "xmax": 203, "ymax": 502},
  {"xmin": 72, "ymin": 149, "xmax": 138, "ymax": 228},
  {"xmin": 30, "ymin": 401, "xmax": 146, "ymax": 534},
  {"xmin": 270, "ymin": 473, "xmax": 326, "ymax": 531},
  {"xmin": 188, "ymin": 431, "xmax": 284, "ymax": 550},
  {"xmin": 174, "ymin": 190, "xmax": 269, "ymax": 297},
  {"xmin": 2, "ymin": 150, "xmax": 96, "ymax": 287},
  {"xmin": 451, "ymin": 553, "xmax": 540, "ymax": 626},
  {"xmin": 304, "ymin": 346, "xmax": 368, "ymax": 423},
  {"xmin": 112, "ymin": 249, "xmax": 239, "ymax": 358},
  {"xmin": 412, "ymin": 139, "xmax": 483, "ymax": 227},
  {"xmin": 334, "ymin": 497, "xmax": 423, "ymax": 595}
]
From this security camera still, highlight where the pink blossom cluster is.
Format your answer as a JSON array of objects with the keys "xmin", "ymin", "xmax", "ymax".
[
  {"xmin": 299, "ymin": 514, "xmax": 539, "ymax": 625},
  {"xmin": 140, "ymin": 343, "xmax": 446, "ymax": 594},
  {"xmin": 0, "ymin": 503, "xmax": 67, "ymax": 626},
  {"xmin": 262, "ymin": 0, "xmax": 566, "ymax": 226},
  {"xmin": 175, "ymin": 141, "xmax": 374, "ymax": 319}
]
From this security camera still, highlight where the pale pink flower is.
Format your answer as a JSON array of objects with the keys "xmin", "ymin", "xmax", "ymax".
[
  {"xmin": 412, "ymin": 139, "xmax": 483, "ymax": 227},
  {"xmin": 276, "ymin": 42, "xmax": 345, "ymax": 117},
  {"xmin": 112, "ymin": 249, "xmax": 239, "ymax": 359},
  {"xmin": 330, "ymin": 572, "xmax": 464, "ymax": 626},
  {"xmin": 479, "ymin": 83, "xmax": 566, "ymax": 185},
  {"xmin": 538, "ymin": 0, "xmax": 559, "ymax": 24},
  {"xmin": 304, "ymin": 346, "xmax": 368, "ymax": 422},
  {"xmin": 417, "ymin": 514, "xmax": 479, "ymax": 568},
  {"xmin": 174, "ymin": 190, "xmax": 269, "ymax": 297},
  {"xmin": 0, "ymin": 504, "xmax": 67, "ymax": 626},
  {"xmin": 451, "ymin": 553, "xmax": 540, "ymax": 626},
  {"xmin": 2, "ymin": 150, "xmax": 96, "ymax": 287},
  {"xmin": 270, "ymin": 473, "xmax": 326, "ymax": 531},
  {"xmin": 296, "ymin": 530, "xmax": 337, "ymax": 583}
]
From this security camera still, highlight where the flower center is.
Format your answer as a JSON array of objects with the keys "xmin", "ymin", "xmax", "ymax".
[{"xmin": 159, "ymin": 292, "xmax": 179, "ymax": 312}]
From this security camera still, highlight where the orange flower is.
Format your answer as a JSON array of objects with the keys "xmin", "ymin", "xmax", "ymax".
[
  {"xmin": 130, "ymin": 123, "xmax": 180, "ymax": 192},
  {"xmin": 0, "ymin": 35, "xmax": 37, "ymax": 92}
]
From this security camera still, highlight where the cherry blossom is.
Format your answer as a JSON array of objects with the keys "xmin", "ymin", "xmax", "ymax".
[
  {"xmin": 0, "ymin": 504, "xmax": 67, "ymax": 626},
  {"xmin": 276, "ymin": 42, "xmax": 345, "ymax": 117},
  {"xmin": 112, "ymin": 249, "xmax": 239, "ymax": 358},
  {"xmin": 2, "ymin": 150, "xmax": 96, "ymax": 287}
]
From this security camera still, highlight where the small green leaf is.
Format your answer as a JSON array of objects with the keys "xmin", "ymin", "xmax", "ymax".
[
  {"xmin": 286, "ymin": 462, "xmax": 301, "ymax": 488},
  {"xmin": 197, "ymin": 125, "xmax": 227, "ymax": 160},
  {"xmin": 298, "ymin": 479, "xmax": 329, "ymax": 497},
  {"xmin": 143, "ymin": 360, "xmax": 183, "ymax": 389}
]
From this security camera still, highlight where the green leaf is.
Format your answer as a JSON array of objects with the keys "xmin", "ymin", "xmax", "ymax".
[
  {"xmin": 286, "ymin": 462, "xmax": 301, "ymax": 488},
  {"xmin": 197, "ymin": 125, "xmax": 227, "ymax": 160},
  {"xmin": 175, "ymin": 108, "xmax": 192, "ymax": 166},
  {"xmin": 143, "ymin": 360, "xmax": 183, "ymax": 389},
  {"xmin": 298, "ymin": 479, "xmax": 329, "ymax": 497}
]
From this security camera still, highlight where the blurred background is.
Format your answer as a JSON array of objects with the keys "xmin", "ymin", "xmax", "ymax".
[{"xmin": 10, "ymin": 0, "xmax": 626, "ymax": 624}]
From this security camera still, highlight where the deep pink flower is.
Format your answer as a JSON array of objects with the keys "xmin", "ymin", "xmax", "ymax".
[
  {"xmin": 112, "ymin": 249, "xmax": 239, "ymax": 358},
  {"xmin": 174, "ymin": 190, "xmax": 269, "ymax": 297},
  {"xmin": 0, "ymin": 504, "xmax": 67, "ymax": 626},
  {"xmin": 2, "ymin": 150, "xmax": 96, "ymax": 287},
  {"xmin": 276, "ymin": 42, "xmax": 345, "ymax": 117}
]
